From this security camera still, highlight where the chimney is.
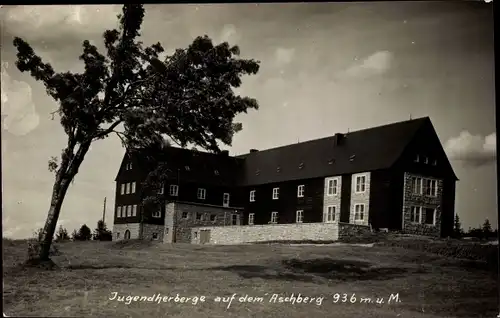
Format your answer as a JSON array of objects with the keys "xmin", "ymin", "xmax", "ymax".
[
  {"xmin": 250, "ymin": 149, "xmax": 259, "ymax": 153},
  {"xmin": 333, "ymin": 133, "xmax": 345, "ymax": 146},
  {"xmin": 220, "ymin": 150, "xmax": 229, "ymax": 156}
]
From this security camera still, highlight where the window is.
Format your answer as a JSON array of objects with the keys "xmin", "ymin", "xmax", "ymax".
[
  {"xmin": 424, "ymin": 179, "xmax": 437, "ymax": 197},
  {"xmin": 196, "ymin": 212, "xmax": 203, "ymax": 220},
  {"xmin": 432, "ymin": 159, "xmax": 437, "ymax": 166},
  {"xmin": 296, "ymin": 210, "xmax": 304, "ymax": 223},
  {"xmin": 411, "ymin": 177, "xmax": 423, "ymax": 195},
  {"xmin": 324, "ymin": 206, "xmax": 336, "ymax": 223},
  {"xmin": 223, "ymin": 193, "xmax": 230, "ymax": 207},
  {"xmin": 117, "ymin": 206, "xmax": 122, "ymax": 218},
  {"xmin": 276, "ymin": 166, "xmax": 281, "ymax": 173},
  {"xmin": 415, "ymin": 155, "xmax": 420, "ymax": 163},
  {"xmin": 249, "ymin": 190, "xmax": 256, "ymax": 202},
  {"xmin": 152, "ymin": 209, "xmax": 161, "ymax": 218},
  {"xmin": 126, "ymin": 183, "xmax": 131, "ymax": 194},
  {"xmin": 298, "ymin": 162, "xmax": 304, "ymax": 169},
  {"xmin": 297, "ymin": 185, "xmax": 305, "ymax": 198},
  {"xmin": 214, "ymin": 170, "xmax": 219, "ymax": 175},
  {"xmin": 424, "ymin": 208, "xmax": 436, "ymax": 225},
  {"xmin": 120, "ymin": 206, "xmax": 125, "ymax": 217},
  {"xmin": 116, "ymin": 232, "xmax": 120, "ymax": 239},
  {"xmin": 424, "ymin": 156, "xmax": 429, "ymax": 164},
  {"xmin": 152, "ymin": 233, "xmax": 158, "ymax": 240},
  {"xmin": 231, "ymin": 214, "xmax": 238, "ymax": 225},
  {"xmin": 270, "ymin": 211, "xmax": 278, "ymax": 224},
  {"xmin": 121, "ymin": 184, "xmax": 125, "ymax": 195},
  {"xmin": 125, "ymin": 162, "xmax": 133, "ymax": 170},
  {"xmin": 197, "ymin": 188, "xmax": 206, "ymax": 200},
  {"xmin": 185, "ymin": 165, "xmax": 191, "ymax": 171},
  {"xmin": 327, "ymin": 178, "xmax": 339, "ymax": 196},
  {"xmin": 255, "ymin": 169, "xmax": 261, "ymax": 176},
  {"xmin": 248, "ymin": 213, "xmax": 255, "ymax": 225},
  {"xmin": 194, "ymin": 232, "xmax": 198, "ymax": 239},
  {"xmin": 158, "ymin": 183, "xmax": 164, "ymax": 195},
  {"xmin": 355, "ymin": 175, "xmax": 366, "ymax": 193},
  {"xmin": 272, "ymin": 187, "xmax": 279, "ymax": 200},
  {"xmin": 165, "ymin": 228, "xmax": 169, "ymax": 235},
  {"xmin": 410, "ymin": 206, "xmax": 422, "ymax": 223},
  {"xmin": 182, "ymin": 212, "xmax": 189, "ymax": 219},
  {"xmin": 132, "ymin": 205, "xmax": 137, "ymax": 217},
  {"xmin": 169, "ymin": 184, "xmax": 178, "ymax": 196},
  {"xmin": 210, "ymin": 214, "xmax": 217, "ymax": 222},
  {"xmin": 354, "ymin": 204, "xmax": 365, "ymax": 221},
  {"xmin": 131, "ymin": 182, "xmax": 136, "ymax": 194}
]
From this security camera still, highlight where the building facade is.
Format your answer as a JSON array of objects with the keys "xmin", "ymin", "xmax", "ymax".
[{"xmin": 112, "ymin": 117, "xmax": 458, "ymax": 242}]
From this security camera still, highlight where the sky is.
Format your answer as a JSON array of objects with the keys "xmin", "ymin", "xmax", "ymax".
[{"xmin": 1, "ymin": 2, "xmax": 496, "ymax": 239}]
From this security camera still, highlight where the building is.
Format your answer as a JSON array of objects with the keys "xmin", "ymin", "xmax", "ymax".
[{"xmin": 112, "ymin": 117, "xmax": 458, "ymax": 243}]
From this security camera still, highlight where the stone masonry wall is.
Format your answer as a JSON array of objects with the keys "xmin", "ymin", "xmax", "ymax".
[
  {"xmin": 323, "ymin": 176, "xmax": 342, "ymax": 222},
  {"xmin": 191, "ymin": 223, "xmax": 340, "ymax": 244},
  {"xmin": 350, "ymin": 172, "xmax": 371, "ymax": 226},
  {"xmin": 112, "ymin": 223, "xmax": 140, "ymax": 241},
  {"xmin": 166, "ymin": 202, "xmax": 243, "ymax": 243},
  {"xmin": 338, "ymin": 223, "xmax": 372, "ymax": 240},
  {"xmin": 402, "ymin": 172, "xmax": 442, "ymax": 237},
  {"xmin": 142, "ymin": 224, "xmax": 164, "ymax": 241}
]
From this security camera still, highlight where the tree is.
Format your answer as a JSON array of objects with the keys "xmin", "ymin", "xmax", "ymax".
[
  {"xmin": 453, "ymin": 214, "xmax": 463, "ymax": 238},
  {"xmin": 13, "ymin": 5, "xmax": 260, "ymax": 264},
  {"xmin": 93, "ymin": 220, "xmax": 113, "ymax": 241},
  {"xmin": 55, "ymin": 225, "xmax": 70, "ymax": 242},
  {"xmin": 70, "ymin": 229, "xmax": 79, "ymax": 241},
  {"xmin": 73, "ymin": 224, "xmax": 92, "ymax": 241},
  {"xmin": 482, "ymin": 219, "xmax": 492, "ymax": 239}
]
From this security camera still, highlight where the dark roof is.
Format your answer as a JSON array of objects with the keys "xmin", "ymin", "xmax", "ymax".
[
  {"xmin": 120, "ymin": 146, "xmax": 244, "ymax": 186},
  {"xmin": 236, "ymin": 117, "xmax": 435, "ymax": 186}
]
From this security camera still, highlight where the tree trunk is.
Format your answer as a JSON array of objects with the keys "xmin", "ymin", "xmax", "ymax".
[{"xmin": 38, "ymin": 141, "xmax": 91, "ymax": 262}]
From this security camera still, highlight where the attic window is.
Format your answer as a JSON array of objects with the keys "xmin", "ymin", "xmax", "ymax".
[
  {"xmin": 255, "ymin": 169, "xmax": 261, "ymax": 176},
  {"xmin": 328, "ymin": 159, "xmax": 335, "ymax": 165},
  {"xmin": 432, "ymin": 159, "xmax": 437, "ymax": 166},
  {"xmin": 349, "ymin": 155, "xmax": 356, "ymax": 162},
  {"xmin": 214, "ymin": 170, "xmax": 220, "ymax": 175},
  {"xmin": 415, "ymin": 155, "xmax": 420, "ymax": 163},
  {"xmin": 424, "ymin": 156, "xmax": 429, "ymax": 164},
  {"xmin": 276, "ymin": 166, "xmax": 281, "ymax": 173},
  {"xmin": 125, "ymin": 162, "xmax": 133, "ymax": 170},
  {"xmin": 298, "ymin": 163, "xmax": 304, "ymax": 169},
  {"xmin": 185, "ymin": 166, "xmax": 190, "ymax": 171}
]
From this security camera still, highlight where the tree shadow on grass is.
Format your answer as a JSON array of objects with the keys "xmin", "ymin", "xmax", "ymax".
[{"xmin": 210, "ymin": 258, "xmax": 413, "ymax": 283}]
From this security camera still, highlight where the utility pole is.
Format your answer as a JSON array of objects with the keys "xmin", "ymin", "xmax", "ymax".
[{"xmin": 102, "ymin": 197, "xmax": 106, "ymax": 224}]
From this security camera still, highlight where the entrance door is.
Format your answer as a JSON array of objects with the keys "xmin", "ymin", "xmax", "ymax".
[
  {"xmin": 231, "ymin": 214, "xmax": 238, "ymax": 225},
  {"xmin": 200, "ymin": 230, "xmax": 211, "ymax": 244},
  {"xmin": 124, "ymin": 230, "xmax": 131, "ymax": 240}
]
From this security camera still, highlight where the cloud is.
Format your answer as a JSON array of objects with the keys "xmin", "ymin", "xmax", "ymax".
[
  {"xmin": 1, "ymin": 62, "xmax": 40, "ymax": 136},
  {"xmin": 274, "ymin": 47, "xmax": 295, "ymax": 66},
  {"xmin": 344, "ymin": 50, "xmax": 393, "ymax": 78},
  {"xmin": 218, "ymin": 24, "xmax": 241, "ymax": 44},
  {"xmin": 444, "ymin": 131, "xmax": 496, "ymax": 166}
]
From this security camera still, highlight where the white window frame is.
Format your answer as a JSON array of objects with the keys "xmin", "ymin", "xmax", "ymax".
[
  {"xmin": 117, "ymin": 206, "xmax": 122, "ymax": 218},
  {"xmin": 132, "ymin": 205, "xmax": 137, "ymax": 217},
  {"xmin": 424, "ymin": 156, "xmax": 429, "ymax": 164},
  {"xmin": 297, "ymin": 185, "xmax": 305, "ymax": 198},
  {"xmin": 196, "ymin": 212, "xmax": 203, "ymax": 221},
  {"xmin": 127, "ymin": 205, "xmax": 132, "ymax": 217},
  {"xmin": 158, "ymin": 183, "xmax": 164, "ymax": 195},
  {"xmin": 410, "ymin": 206, "xmax": 422, "ymax": 224},
  {"xmin": 415, "ymin": 154, "xmax": 420, "ymax": 163},
  {"xmin": 248, "ymin": 213, "xmax": 255, "ymax": 225},
  {"xmin": 181, "ymin": 212, "xmax": 189, "ymax": 219},
  {"xmin": 354, "ymin": 204, "xmax": 365, "ymax": 221},
  {"xmin": 411, "ymin": 177, "xmax": 423, "ymax": 195},
  {"xmin": 249, "ymin": 190, "xmax": 256, "ymax": 202},
  {"xmin": 324, "ymin": 205, "xmax": 336, "ymax": 223},
  {"xmin": 131, "ymin": 182, "xmax": 136, "ymax": 194},
  {"xmin": 169, "ymin": 184, "xmax": 179, "ymax": 196},
  {"xmin": 355, "ymin": 175, "xmax": 366, "ymax": 193},
  {"xmin": 210, "ymin": 214, "xmax": 217, "ymax": 222},
  {"xmin": 270, "ymin": 211, "xmax": 278, "ymax": 224},
  {"xmin": 125, "ymin": 183, "xmax": 131, "ymax": 194},
  {"xmin": 152, "ymin": 209, "xmax": 161, "ymax": 218},
  {"xmin": 197, "ymin": 188, "xmax": 206, "ymax": 200},
  {"xmin": 296, "ymin": 210, "xmax": 304, "ymax": 223},
  {"xmin": 223, "ymin": 193, "xmax": 230, "ymax": 207},
  {"xmin": 326, "ymin": 178, "xmax": 339, "ymax": 196},
  {"xmin": 272, "ymin": 187, "xmax": 279, "ymax": 200},
  {"xmin": 424, "ymin": 207, "xmax": 436, "ymax": 225},
  {"xmin": 120, "ymin": 184, "xmax": 125, "ymax": 195},
  {"xmin": 424, "ymin": 179, "xmax": 438, "ymax": 197}
]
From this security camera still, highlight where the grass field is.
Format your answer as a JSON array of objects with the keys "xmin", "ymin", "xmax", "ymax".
[{"xmin": 3, "ymin": 238, "xmax": 498, "ymax": 318}]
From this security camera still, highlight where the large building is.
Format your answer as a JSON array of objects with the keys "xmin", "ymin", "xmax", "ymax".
[{"xmin": 112, "ymin": 117, "xmax": 458, "ymax": 243}]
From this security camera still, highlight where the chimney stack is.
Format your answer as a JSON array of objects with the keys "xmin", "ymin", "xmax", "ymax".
[
  {"xmin": 220, "ymin": 150, "xmax": 229, "ymax": 156},
  {"xmin": 249, "ymin": 149, "xmax": 259, "ymax": 153},
  {"xmin": 333, "ymin": 133, "xmax": 345, "ymax": 146}
]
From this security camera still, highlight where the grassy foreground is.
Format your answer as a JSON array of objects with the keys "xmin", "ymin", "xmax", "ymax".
[{"xmin": 3, "ymin": 238, "xmax": 498, "ymax": 318}]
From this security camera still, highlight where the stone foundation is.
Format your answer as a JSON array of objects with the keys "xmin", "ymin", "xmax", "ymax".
[
  {"xmin": 141, "ymin": 224, "xmax": 164, "ymax": 241},
  {"xmin": 338, "ymin": 222, "xmax": 371, "ymax": 240},
  {"xmin": 190, "ymin": 223, "xmax": 340, "ymax": 244},
  {"xmin": 112, "ymin": 223, "xmax": 140, "ymax": 240}
]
